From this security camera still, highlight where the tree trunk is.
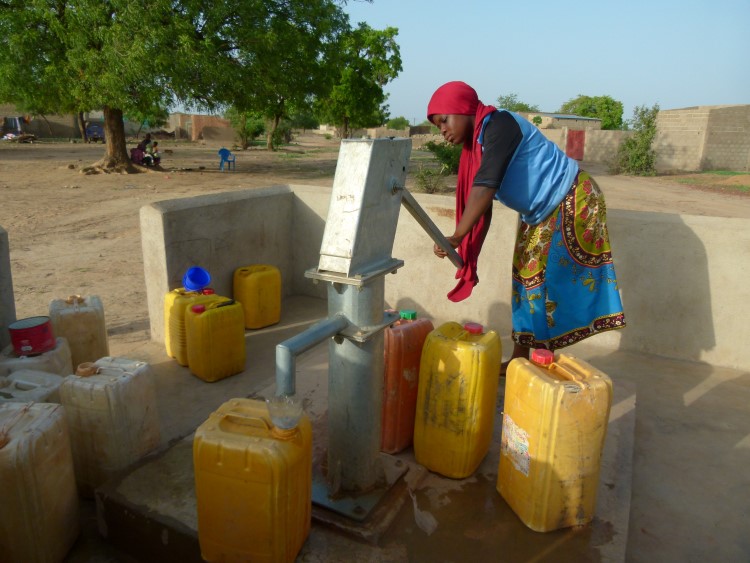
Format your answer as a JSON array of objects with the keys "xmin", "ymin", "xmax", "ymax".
[
  {"xmin": 81, "ymin": 107, "xmax": 140, "ymax": 173},
  {"xmin": 240, "ymin": 114, "xmax": 249, "ymax": 150},
  {"xmin": 266, "ymin": 114, "xmax": 281, "ymax": 151},
  {"xmin": 77, "ymin": 112, "xmax": 88, "ymax": 142}
]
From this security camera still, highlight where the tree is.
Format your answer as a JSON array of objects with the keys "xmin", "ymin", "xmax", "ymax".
[
  {"xmin": 612, "ymin": 104, "xmax": 660, "ymax": 176},
  {"xmin": 0, "ymin": 0, "xmax": 355, "ymax": 168},
  {"xmin": 558, "ymin": 95, "xmax": 624, "ymax": 130},
  {"xmin": 496, "ymin": 93, "xmax": 539, "ymax": 113},
  {"xmin": 314, "ymin": 24, "xmax": 402, "ymax": 138},
  {"xmin": 214, "ymin": 1, "xmax": 350, "ymax": 150},
  {"xmin": 0, "ymin": 1, "xmax": 193, "ymax": 171},
  {"xmin": 386, "ymin": 116, "xmax": 410, "ymax": 130},
  {"xmin": 225, "ymin": 108, "xmax": 265, "ymax": 150}
]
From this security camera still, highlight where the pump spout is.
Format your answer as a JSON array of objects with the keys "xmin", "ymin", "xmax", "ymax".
[{"xmin": 275, "ymin": 315, "xmax": 349, "ymax": 395}]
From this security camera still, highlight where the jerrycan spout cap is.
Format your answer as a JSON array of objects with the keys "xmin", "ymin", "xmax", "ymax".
[
  {"xmin": 531, "ymin": 349, "xmax": 554, "ymax": 366},
  {"xmin": 463, "ymin": 322, "xmax": 483, "ymax": 334}
]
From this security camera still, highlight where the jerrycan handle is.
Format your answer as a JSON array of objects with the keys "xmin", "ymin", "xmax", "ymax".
[
  {"xmin": 532, "ymin": 349, "xmax": 586, "ymax": 390},
  {"xmin": 220, "ymin": 411, "xmax": 272, "ymax": 434},
  {"xmin": 65, "ymin": 294, "xmax": 84, "ymax": 305}
]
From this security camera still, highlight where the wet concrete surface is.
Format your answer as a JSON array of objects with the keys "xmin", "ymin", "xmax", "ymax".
[{"xmin": 62, "ymin": 296, "xmax": 750, "ymax": 562}]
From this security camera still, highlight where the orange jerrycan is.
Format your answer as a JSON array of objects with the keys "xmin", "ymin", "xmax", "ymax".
[
  {"xmin": 185, "ymin": 299, "xmax": 246, "ymax": 382},
  {"xmin": 497, "ymin": 350, "xmax": 613, "ymax": 532},
  {"xmin": 381, "ymin": 310, "xmax": 433, "ymax": 454},
  {"xmin": 414, "ymin": 321, "xmax": 501, "ymax": 478},
  {"xmin": 193, "ymin": 398, "xmax": 312, "ymax": 563},
  {"xmin": 233, "ymin": 264, "xmax": 282, "ymax": 329}
]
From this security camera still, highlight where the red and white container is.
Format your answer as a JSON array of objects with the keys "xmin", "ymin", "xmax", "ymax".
[{"xmin": 8, "ymin": 316, "xmax": 55, "ymax": 357}]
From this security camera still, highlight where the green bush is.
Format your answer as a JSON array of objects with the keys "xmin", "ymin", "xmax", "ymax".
[
  {"xmin": 271, "ymin": 120, "xmax": 293, "ymax": 149},
  {"xmin": 423, "ymin": 140, "xmax": 462, "ymax": 174},
  {"xmin": 612, "ymin": 104, "xmax": 659, "ymax": 176},
  {"xmin": 413, "ymin": 164, "xmax": 444, "ymax": 194}
]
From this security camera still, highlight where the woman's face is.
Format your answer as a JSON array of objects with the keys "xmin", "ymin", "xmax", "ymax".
[{"xmin": 431, "ymin": 114, "xmax": 474, "ymax": 145}]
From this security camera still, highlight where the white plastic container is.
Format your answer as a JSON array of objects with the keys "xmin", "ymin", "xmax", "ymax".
[
  {"xmin": 59, "ymin": 356, "xmax": 161, "ymax": 496},
  {"xmin": 0, "ymin": 402, "xmax": 80, "ymax": 563},
  {"xmin": 0, "ymin": 337, "xmax": 73, "ymax": 377},
  {"xmin": 0, "ymin": 370, "xmax": 63, "ymax": 403},
  {"xmin": 49, "ymin": 294, "xmax": 109, "ymax": 368}
]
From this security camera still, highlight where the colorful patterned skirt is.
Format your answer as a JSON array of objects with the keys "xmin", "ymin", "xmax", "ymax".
[{"xmin": 511, "ymin": 171, "xmax": 625, "ymax": 350}]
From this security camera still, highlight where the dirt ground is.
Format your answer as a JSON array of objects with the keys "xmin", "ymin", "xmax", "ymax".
[{"xmin": 1, "ymin": 133, "xmax": 750, "ymax": 356}]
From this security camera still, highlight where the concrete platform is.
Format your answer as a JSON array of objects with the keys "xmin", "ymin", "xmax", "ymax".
[{"xmin": 63, "ymin": 296, "xmax": 750, "ymax": 562}]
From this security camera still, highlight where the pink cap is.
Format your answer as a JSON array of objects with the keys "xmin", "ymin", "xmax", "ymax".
[
  {"xmin": 191, "ymin": 304, "xmax": 206, "ymax": 314},
  {"xmin": 531, "ymin": 349, "xmax": 554, "ymax": 366},
  {"xmin": 463, "ymin": 322, "xmax": 483, "ymax": 334}
]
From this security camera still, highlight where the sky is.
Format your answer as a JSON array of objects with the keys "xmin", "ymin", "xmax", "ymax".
[{"xmin": 343, "ymin": 0, "xmax": 750, "ymax": 125}]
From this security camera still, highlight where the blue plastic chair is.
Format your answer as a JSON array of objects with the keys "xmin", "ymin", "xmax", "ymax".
[{"xmin": 218, "ymin": 147, "xmax": 236, "ymax": 171}]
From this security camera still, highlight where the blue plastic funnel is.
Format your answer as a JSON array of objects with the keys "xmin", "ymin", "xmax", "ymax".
[{"xmin": 183, "ymin": 266, "xmax": 211, "ymax": 291}]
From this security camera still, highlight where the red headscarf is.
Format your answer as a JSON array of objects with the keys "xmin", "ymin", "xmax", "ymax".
[{"xmin": 427, "ymin": 81, "xmax": 496, "ymax": 302}]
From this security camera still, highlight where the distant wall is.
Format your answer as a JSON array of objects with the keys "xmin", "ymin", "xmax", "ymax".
[
  {"xmin": 701, "ymin": 106, "xmax": 750, "ymax": 171},
  {"xmin": 654, "ymin": 105, "xmax": 750, "ymax": 172},
  {"xmin": 654, "ymin": 107, "xmax": 711, "ymax": 172},
  {"xmin": 583, "ymin": 130, "xmax": 631, "ymax": 165},
  {"xmin": 166, "ymin": 113, "xmax": 234, "ymax": 143}
]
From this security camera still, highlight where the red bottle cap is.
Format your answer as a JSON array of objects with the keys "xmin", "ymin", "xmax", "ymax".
[
  {"xmin": 463, "ymin": 322, "xmax": 483, "ymax": 334},
  {"xmin": 201, "ymin": 288, "xmax": 215, "ymax": 295},
  {"xmin": 531, "ymin": 349, "xmax": 554, "ymax": 366},
  {"xmin": 191, "ymin": 304, "xmax": 206, "ymax": 314}
]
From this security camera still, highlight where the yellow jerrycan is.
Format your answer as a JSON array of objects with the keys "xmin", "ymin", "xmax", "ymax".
[
  {"xmin": 164, "ymin": 289, "xmax": 224, "ymax": 366},
  {"xmin": 233, "ymin": 264, "xmax": 282, "ymax": 329},
  {"xmin": 193, "ymin": 397, "xmax": 312, "ymax": 563},
  {"xmin": 414, "ymin": 321, "xmax": 501, "ymax": 479},
  {"xmin": 185, "ymin": 299, "xmax": 246, "ymax": 382},
  {"xmin": 497, "ymin": 350, "xmax": 612, "ymax": 532}
]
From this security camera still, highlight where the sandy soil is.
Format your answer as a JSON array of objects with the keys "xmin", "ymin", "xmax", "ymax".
[{"xmin": 1, "ymin": 133, "xmax": 749, "ymax": 355}]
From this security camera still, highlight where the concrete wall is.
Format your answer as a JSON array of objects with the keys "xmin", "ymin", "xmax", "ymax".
[
  {"xmin": 140, "ymin": 186, "xmax": 298, "ymax": 344},
  {"xmin": 140, "ymin": 186, "xmax": 750, "ymax": 372},
  {"xmin": 583, "ymin": 130, "xmax": 631, "ymax": 165},
  {"xmin": 652, "ymin": 105, "xmax": 750, "ymax": 172},
  {"xmin": 654, "ymin": 107, "xmax": 711, "ymax": 172},
  {"xmin": 702, "ymin": 106, "xmax": 750, "ymax": 171},
  {"xmin": 0, "ymin": 226, "xmax": 16, "ymax": 349}
]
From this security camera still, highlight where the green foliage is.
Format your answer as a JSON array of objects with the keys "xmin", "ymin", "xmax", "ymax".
[
  {"xmin": 612, "ymin": 104, "xmax": 660, "ymax": 176},
  {"xmin": 532, "ymin": 116, "xmax": 542, "ymax": 126},
  {"xmin": 270, "ymin": 120, "xmax": 294, "ymax": 149},
  {"xmin": 314, "ymin": 24, "xmax": 402, "ymax": 138},
  {"xmin": 423, "ymin": 140, "xmax": 462, "ymax": 175},
  {"xmin": 225, "ymin": 108, "xmax": 265, "ymax": 150},
  {"xmin": 386, "ymin": 116, "xmax": 410, "ymax": 130},
  {"xmin": 0, "ymin": 0, "xmax": 355, "ymax": 162},
  {"xmin": 496, "ymin": 93, "xmax": 540, "ymax": 113},
  {"xmin": 558, "ymin": 95, "xmax": 624, "ymax": 130},
  {"xmin": 413, "ymin": 164, "xmax": 444, "ymax": 194},
  {"xmin": 289, "ymin": 112, "xmax": 320, "ymax": 131}
]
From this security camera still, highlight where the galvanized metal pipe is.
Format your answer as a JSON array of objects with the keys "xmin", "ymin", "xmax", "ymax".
[
  {"xmin": 275, "ymin": 315, "xmax": 349, "ymax": 396},
  {"xmin": 326, "ymin": 278, "xmax": 386, "ymax": 494}
]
